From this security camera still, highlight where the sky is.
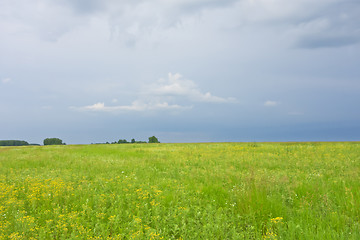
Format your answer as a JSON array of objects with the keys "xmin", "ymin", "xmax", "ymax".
[{"xmin": 1, "ymin": 0, "xmax": 360, "ymax": 144}]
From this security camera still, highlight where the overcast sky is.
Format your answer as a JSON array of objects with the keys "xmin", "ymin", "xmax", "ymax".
[{"xmin": 1, "ymin": 0, "xmax": 359, "ymax": 144}]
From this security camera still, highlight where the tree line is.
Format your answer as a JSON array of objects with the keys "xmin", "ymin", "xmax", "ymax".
[
  {"xmin": 0, "ymin": 138, "xmax": 64, "ymax": 146},
  {"xmin": 94, "ymin": 136, "xmax": 160, "ymax": 144},
  {"xmin": 0, "ymin": 136, "xmax": 160, "ymax": 146},
  {"xmin": 0, "ymin": 140, "xmax": 31, "ymax": 146}
]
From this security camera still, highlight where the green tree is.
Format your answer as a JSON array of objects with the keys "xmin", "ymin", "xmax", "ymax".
[
  {"xmin": 43, "ymin": 138, "xmax": 64, "ymax": 145},
  {"xmin": 131, "ymin": 138, "xmax": 136, "ymax": 143},
  {"xmin": 117, "ymin": 139, "xmax": 128, "ymax": 144},
  {"xmin": 0, "ymin": 140, "xmax": 29, "ymax": 146},
  {"xmin": 148, "ymin": 136, "xmax": 160, "ymax": 143}
]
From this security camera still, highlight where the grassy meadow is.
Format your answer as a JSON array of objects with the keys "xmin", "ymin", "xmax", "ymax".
[{"xmin": 0, "ymin": 142, "xmax": 359, "ymax": 239}]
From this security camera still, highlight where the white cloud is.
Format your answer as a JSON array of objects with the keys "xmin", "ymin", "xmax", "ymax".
[
  {"xmin": 72, "ymin": 72, "xmax": 235, "ymax": 113},
  {"xmin": 1, "ymin": 78, "xmax": 11, "ymax": 84},
  {"xmin": 264, "ymin": 100, "xmax": 279, "ymax": 107},
  {"xmin": 148, "ymin": 73, "xmax": 236, "ymax": 103},
  {"xmin": 78, "ymin": 100, "xmax": 191, "ymax": 112}
]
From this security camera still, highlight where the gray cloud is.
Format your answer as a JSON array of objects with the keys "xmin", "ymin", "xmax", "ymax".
[
  {"xmin": 4, "ymin": 0, "xmax": 359, "ymax": 47},
  {"xmin": 291, "ymin": 1, "xmax": 360, "ymax": 48},
  {"xmin": 58, "ymin": 0, "xmax": 106, "ymax": 14},
  {"xmin": 0, "ymin": 0, "xmax": 241, "ymax": 43},
  {"xmin": 0, "ymin": 0, "xmax": 90, "ymax": 41},
  {"xmin": 174, "ymin": 0, "xmax": 239, "ymax": 13},
  {"xmin": 296, "ymin": 34, "xmax": 360, "ymax": 49}
]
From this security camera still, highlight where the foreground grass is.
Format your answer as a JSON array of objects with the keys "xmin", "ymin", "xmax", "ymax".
[{"xmin": 0, "ymin": 142, "xmax": 359, "ymax": 239}]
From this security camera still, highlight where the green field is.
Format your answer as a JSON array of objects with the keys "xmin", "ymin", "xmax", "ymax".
[{"xmin": 0, "ymin": 142, "xmax": 359, "ymax": 239}]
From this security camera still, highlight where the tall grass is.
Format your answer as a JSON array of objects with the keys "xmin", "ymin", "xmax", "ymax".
[{"xmin": 0, "ymin": 142, "xmax": 359, "ymax": 239}]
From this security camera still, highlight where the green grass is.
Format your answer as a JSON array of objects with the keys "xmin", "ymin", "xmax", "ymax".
[{"xmin": 0, "ymin": 142, "xmax": 359, "ymax": 239}]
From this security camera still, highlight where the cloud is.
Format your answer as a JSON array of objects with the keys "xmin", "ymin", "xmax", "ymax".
[
  {"xmin": 0, "ymin": 0, "xmax": 239, "ymax": 43},
  {"xmin": 221, "ymin": 0, "xmax": 360, "ymax": 49},
  {"xmin": 0, "ymin": 1, "xmax": 82, "ymax": 42},
  {"xmin": 105, "ymin": 0, "xmax": 240, "ymax": 46},
  {"xmin": 264, "ymin": 100, "xmax": 279, "ymax": 107},
  {"xmin": 1, "ymin": 78, "xmax": 11, "ymax": 84},
  {"xmin": 296, "ymin": 33, "xmax": 360, "ymax": 49},
  {"xmin": 3, "ymin": 0, "xmax": 359, "ymax": 49},
  {"xmin": 72, "ymin": 72, "xmax": 235, "ymax": 112},
  {"xmin": 59, "ymin": 0, "xmax": 106, "ymax": 14},
  {"xmin": 61, "ymin": 0, "xmax": 238, "ymax": 15},
  {"xmin": 148, "ymin": 73, "xmax": 236, "ymax": 103},
  {"xmin": 77, "ymin": 101, "xmax": 191, "ymax": 112},
  {"xmin": 288, "ymin": 2, "xmax": 360, "ymax": 49}
]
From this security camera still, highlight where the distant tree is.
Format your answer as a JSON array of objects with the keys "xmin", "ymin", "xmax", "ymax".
[
  {"xmin": 131, "ymin": 138, "xmax": 136, "ymax": 143},
  {"xmin": 43, "ymin": 138, "xmax": 64, "ymax": 145},
  {"xmin": 0, "ymin": 140, "xmax": 29, "ymax": 146},
  {"xmin": 148, "ymin": 136, "xmax": 160, "ymax": 143},
  {"xmin": 118, "ymin": 139, "xmax": 128, "ymax": 144}
]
